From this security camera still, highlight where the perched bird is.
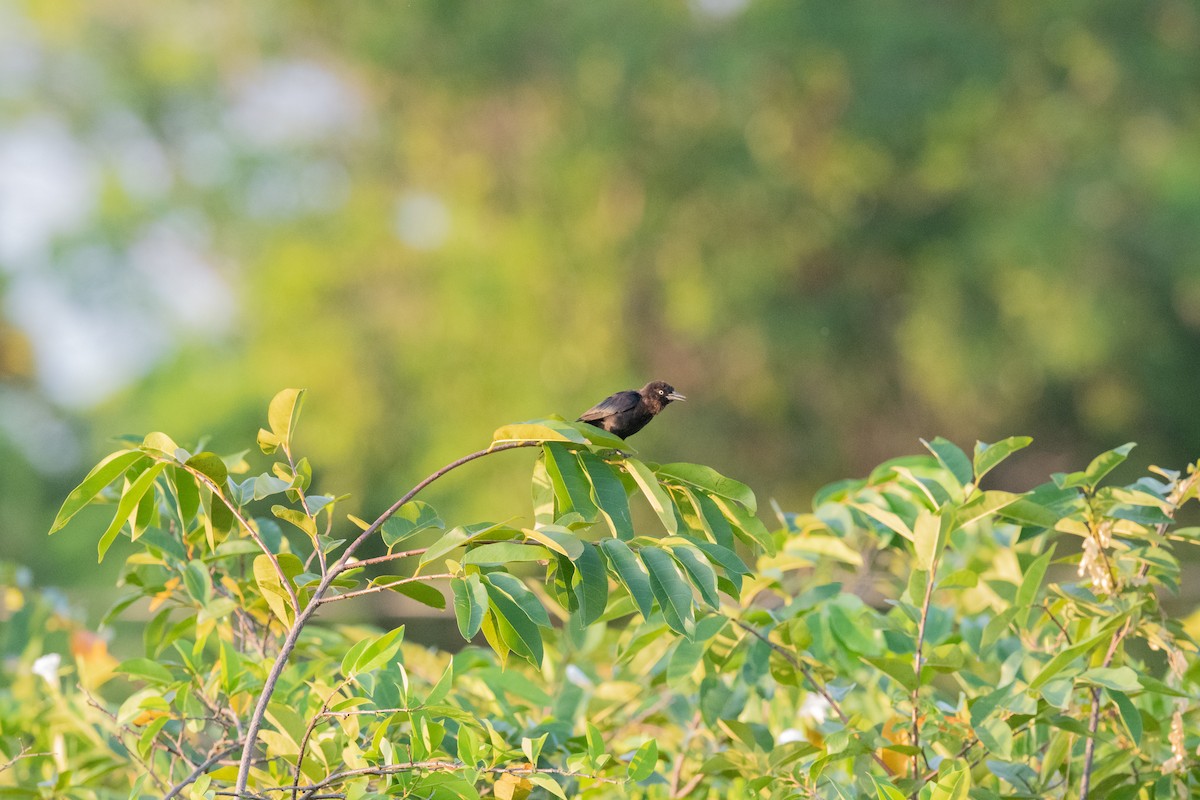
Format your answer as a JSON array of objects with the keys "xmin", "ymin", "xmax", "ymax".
[{"xmin": 577, "ymin": 381, "xmax": 686, "ymax": 439}]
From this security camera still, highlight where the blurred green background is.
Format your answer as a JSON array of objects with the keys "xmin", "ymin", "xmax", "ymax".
[{"xmin": 3, "ymin": 0, "xmax": 1200, "ymax": 602}]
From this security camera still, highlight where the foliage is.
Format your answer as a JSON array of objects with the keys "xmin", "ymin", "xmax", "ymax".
[{"xmin": 4, "ymin": 390, "xmax": 1200, "ymax": 798}]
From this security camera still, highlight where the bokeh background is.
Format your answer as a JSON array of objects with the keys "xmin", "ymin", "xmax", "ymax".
[{"xmin": 3, "ymin": 0, "xmax": 1200, "ymax": 607}]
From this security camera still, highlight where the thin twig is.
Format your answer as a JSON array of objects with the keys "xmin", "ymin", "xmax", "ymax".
[
  {"xmin": 284, "ymin": 444, "xmax": 327, "ymax": 577},
  {"xmin": 164, "ymin": 742, "xmax": 241, "ymax": 800},
  {"xmin": 292, "ymin": 676, "xmax": 355, "ymax": 800},
  {"xmin": 0, "ymin": 743, "xmax": 51, "ymax": 774},
  {"xmin": 1040, "ymin": 602, "xmax": 1073, "ymax": 646},
  {"xmin": 181, "ymin": 463, "xmax": 301, "ymax": 614},
  {"xmin": 316, "ymin": 573, "xmax": 453, "ymax": 605}
]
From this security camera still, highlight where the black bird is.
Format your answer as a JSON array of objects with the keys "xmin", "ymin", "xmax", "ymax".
[{"xmin": 577, "ymin": 381, "xmax": 686, "ymax": 439}]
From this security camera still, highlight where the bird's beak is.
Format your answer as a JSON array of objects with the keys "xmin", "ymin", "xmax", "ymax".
[{"xmin": 667, "ymin": 391, "xmax": 686, "ymax": 402}]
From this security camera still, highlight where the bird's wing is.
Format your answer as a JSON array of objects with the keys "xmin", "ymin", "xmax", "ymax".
[{"xmin": 577, "ymin": 390, "xmax": 640, "ymax": 421}]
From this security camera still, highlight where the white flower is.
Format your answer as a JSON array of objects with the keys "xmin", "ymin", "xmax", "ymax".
[
  {"xmin": 777, "ymin": 728, "xmax": 806, "ymax": 744},
  {"xmin": 565, "ymin": 665, "xmax": 594, "ymax": 689},
  {"xmin": 798, "ymin": 693, "xmax": 832, "ymax": 725},
  {"xmin": 31, "ymin": 653, "xmax": 60, "ymax": 688}
]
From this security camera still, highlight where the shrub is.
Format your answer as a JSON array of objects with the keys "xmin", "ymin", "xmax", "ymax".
[{"xmin": 3, "ymin": 391, "xmax": 1198, "ymax": 798}]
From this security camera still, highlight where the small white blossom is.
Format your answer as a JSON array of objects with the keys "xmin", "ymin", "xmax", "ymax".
[
  {"xmin": 798, "ymin": 693, "xmax": 832, "ymax": 725},
  {"xmin": 1077, "ymin": 536, "xmax": 1113, "ymax": 594},
  {"xmin": 565, "ymin": 665, "xmax": 594, "ymax": 689},
  {"xmin": 31, "ymin": 653, "xmax": 60, "ymax": 688},
  {"xmin": 777, "ymin": 728, "xmax": 806, "ymax": 744}
]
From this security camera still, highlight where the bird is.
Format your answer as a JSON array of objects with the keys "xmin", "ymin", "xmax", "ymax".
[{"xmin": 576, "ymin": 381, "xmax": 686, "ymax": 439}]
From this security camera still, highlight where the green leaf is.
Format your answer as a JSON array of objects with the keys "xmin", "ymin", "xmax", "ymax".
[
  {"xmin": 922, "ymin": 436, "xmax": 973, "ymax": 488},
  {"xmin": 625, "ymin": 458, "xmax": 678, "ymax": 534},
  {"xmin": 913, "ymin": 509, "xmax": 948, "ymax": 572},
  {"xmin": 522, "ymin": 733, "xmax": 548, "ymax": 766},
  {"xmin": 1082, "ymin": 442, "xmax": 1136, "ymax": 489},
  {"xmin": 829, "ymin": 604, "xmax": 880, "ymax": 657},
  {"xmin": 641, "ymin": 547, "xmax": 694, "ymax": 636},
  {"xmin": 862, "ymin": 656, "xmax": 917, "ymax": 691},
  {"xmin": 974, "ymin": 718, "xmax": 1013, "ymax": 760},
  {"xmin": 579, "ymin": 450, "xmax": 635, "ymax": 540},
  {"xmin": 939, "ymin": 568, "xmax": 978, "ymax": 589},
  {"xmin": 628, "ymin": 739, "xmax": 658, "ymax": 781},
  {"xmin": 973, "ymin": 437, "xmax": 1033, "ymax": 482},
  {"xmin": 380, "ymin": 501, "xmax": 444, "ymax": 548},
  {"xmin": 692, "ymin": 490, "xmax": 737, "ymax": 550},
  {"xmin": 485, "ymin": 573, "xmax": 551, "ymax": 628},
  {"xmin": 271, "ymin": 505, "xmax": 317, "ymax": 539},
  {"xmin": 353, "ymin": 625, "xmax": 405, "ymax": 674},
  {"xmin": 114, "ymin": 657, "xmax": 175, "ymax": 685},
  {"xmin": 1039, "ymin": 677, "xmax": 1073, "ymax": 709},
  {"xmin": 97, "ymin": 462, "xmax": 169, "ymax": 562},
  {"xmin": 1079, "ymin": 666, "xmax": 1140, "ymax": 692},
  {"xmin": 181, "ymin": 560, "xmax": 212, "ymax": 606},
  {"xmin": 571, "ymin": 543, "xmax": 609, "ymax": 626},
  {"xmin": 522, "ymin": 525, "xmax": 585, "ymax": 559},
  {"xmin": 670, "ymin": 545, "xmax": 719, "ymax": 609},
  {"xmin": 656, "ymin": 463, "xmax": 757, "ymax": 513},
  {"xmin": 51, "ymin": 450, "xmax": 146, "ymax": 534},
  {"xmin": 419, "ymin": 522, "xmax": 508, "ymax": 570},
  {"xmin": 569, "ymin": 420, "xmax": 631, "ymax": 450},
  {"xmin": 1015, "ymin": 545, "xmax": 1055, "ymax": 624},
  {"xmin": 252, "ymin": 474, "xmax": 291, "ymax": 500},
  {"xmin": 981, "ymin": 607, "xmax": 1018, "ymax": 650},
  {"xmin": 711, "ymin": 495, "xmax": 776, "ymax": 556},
  {"xmin": 463, "ymin": 542, "xmax": 550, "ymax": 566},
  {"xmin": 184, "ymin": 451, "xmax": 228, "ymax": 489},
  {"xmin": 1040, "ymin": 729, "xmax": 1071, "ymax": 783},
  {"xmin": 379, "ymin": 578, "xmax": 446, "ymax": 610},
  {"xmin": 257, "ymin": 428, "xmax": 280, "ymax": 455},
  {"xmin": 140, "ymin": 432, "xmax": 182, "ymax": 460},
  {"xmin": 952, "ymin": 490, "xmax": 1021, "ymax": 531},
  {"xmin": 871, "ymin": 776, "xmax": 907, "ymax": 800},
  {"xmin": 525, "ymin": 773, "xmax": 565, "ymax": 800},
  {"xmin": 531, "ymin": 456, "xmax": 555, "ymax": 527},
  {"xmin": 599, "ymin": 539, "xmax": 654, "ymax": 619},
  {"xmin": 267, "ymin": 388, "xmax": 306, "ymax": 448},
  {"xmin": 585, "ymin": 721, "xmax": 604, "ymax": 765},
  {"xmin": 253, "ymin": 553, "xmax": 301, "ymax": 625},
  {"xmin": 1028, "ymin": 625, "xmax": 1121, "ymax": 691},
  {"xmin": 668, "ymin": 638, "xmax": 705, "ymax": 683},
  {"xmin": 544, "ymin": 443, "xmax": 599, "ymax": 521},
  {"xmin": 484, "ymin": 581, "xmax": 544, "ymax": 665},
  {"xmin": 493, "ymin": 419, "xmax": 586, "ymax": 444},
  {"xmin": 1110, "ymin": 690, "xmax": 1142, "ymax": 745},
  {"xmin": 171, "ymin": 465, "xmax": 199, "ymax": 524},
  {"xmin": 451, "ymin": 575, "xmax": 487, "ymax": 639}
]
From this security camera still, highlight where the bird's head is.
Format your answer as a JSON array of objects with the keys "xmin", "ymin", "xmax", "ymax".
[{"xmin": 642, "ymin": 380, "xmax": 686, "ymax": 411}]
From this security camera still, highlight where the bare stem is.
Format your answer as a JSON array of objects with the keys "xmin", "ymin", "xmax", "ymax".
[
  {"xmin": 316, "ymin": 573, "xmax": 453, "ymax": 605},
  {"xmin": 232, "ymin": 440, "xmax": 540, "ymax": 797},
  {"xmin": 292, "ymin": 676, "xmax": 355, "ymax": 800},
  {"xmin": 164, "ymin": 742, "xmax": 241, "ymax": 800}
]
